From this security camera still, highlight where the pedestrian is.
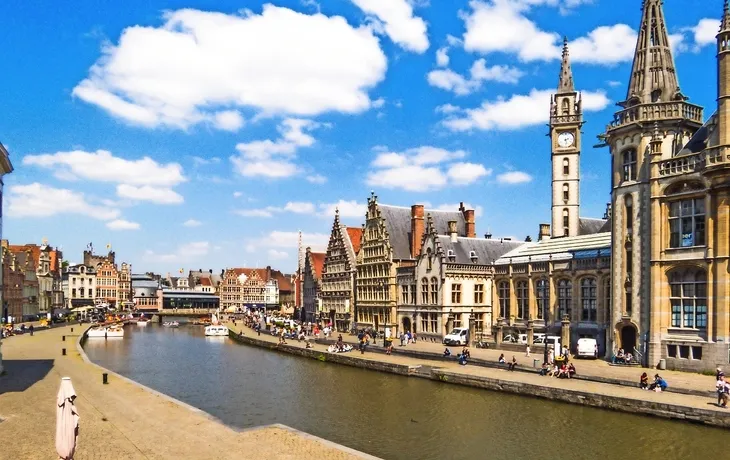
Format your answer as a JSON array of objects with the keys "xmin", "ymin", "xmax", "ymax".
[
  {"xmin": 717, "ymin": 375, "xmax": 728, "ymax": 408},
  {"xmin": 29, "ymin": 324, "xmax": 34, "ymax": 336},
  {"xmin": 525, "ymin": 345, "xmax": 530, "ymax": 357},
  {"xmin": 508, "ymin": 356, "xmax": 517, "ymax": 371}
]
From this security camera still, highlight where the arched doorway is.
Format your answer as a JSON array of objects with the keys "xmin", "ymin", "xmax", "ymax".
[
  {"xmin": 620, "ymin": 324, "xmax": 637, "ymax": 353},
  {"xmin": 402, "ymin": 317, "xmax": 412, "ymax": 333}
]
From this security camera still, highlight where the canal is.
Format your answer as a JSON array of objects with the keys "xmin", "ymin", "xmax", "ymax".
[{"xmin": 83, "ymin": 325, "xmax": 728, "ymax": 460}]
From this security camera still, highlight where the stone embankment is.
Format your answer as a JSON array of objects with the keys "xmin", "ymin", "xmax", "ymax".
[
  {"xmin": 230, "ymin": 328, "xmax": 730, "ymax": 429},
  {"xmin": 0, "ymin": 325, "xmax": 381, "ymax": 460}
]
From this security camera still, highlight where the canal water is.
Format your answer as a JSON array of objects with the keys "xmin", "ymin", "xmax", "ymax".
[{"xmin": 83, "ymin": 325, "xmax": 728, "ymax": 460}]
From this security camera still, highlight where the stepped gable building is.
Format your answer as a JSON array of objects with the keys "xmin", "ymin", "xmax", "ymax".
[
  {"xmin": 356, "ymin": 192, "xmax": 476, "ymax": 336},
  {"xmin": 118, "ymin": 262, "xmax": 132, "ymax": 309},
  {"xmin": 3, "ymin": 239, "xmax": 64, "ymax": 316},
  {"xmin": 96, "ymin": 259, "xmax": 119, "ymax": 307},
  {"xmin": 0, "ymin": 140, "xmax": 14, "ymax": 374},
  {"xmin": 599, "ymin": 0, "xmax": 730, "ymax": 371},
  {"xmin": 302, "ymin": 248, "xmax": 326, "ymax": 322},
  {"xmin": 320, "ymin": 209, "xmax": 362, "ymax": 331},
  {"xmin": 2, "ymin": 247, "xmax": 26, "ymax": 321},
  {"xmin": 406, "ymin": 216, "xmax": 524, "ymax": 342},
  {"xmin": 221, "ymin": 267, "xmax": 280, "ymax": 312}
]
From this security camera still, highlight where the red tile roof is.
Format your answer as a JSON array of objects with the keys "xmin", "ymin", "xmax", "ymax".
[
  {"xmin": 8, "ymin": 244, "xmax": 61, "ymax": 272},
  {"xmin": 271, "ymin": 270, "xmax": 293, "ymax": 291},
  {"xmin": 200, "ymin": 277, "xmax": 212, "ymax": 286},
  {"xmin": 346, "ymin": 227, "xmax": 363, "ymax": 254},
  {"xmin": 228, "ymin": 268, "xmax": 269, "ymax": 280},
  {"xmin": 310, "ymin": 252, "xmax": 326, "ymax": 279}
]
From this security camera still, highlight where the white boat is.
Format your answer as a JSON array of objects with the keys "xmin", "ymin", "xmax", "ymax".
[
  {"xmin": 136, "ymin": 318, "xmax": 150, "ymax": 326},
  {"xmin": 87, "ymin": 325, "xmax": 125, "ymax": 338},
  {"xmin": 205, "ymin": 325, "xmax": 229, "ymax": 336},
  {"xmin": 163, "ymin": 321, "xmax": 179, "ymax": 328}
]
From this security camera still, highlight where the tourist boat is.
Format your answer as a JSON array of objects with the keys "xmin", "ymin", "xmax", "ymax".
[
  {"xmin": 136, "ymin": 317, "xmax": 150, "ymax": 326},
  {"xmin": 204, "ymin": 325, "xmax": 229, "ymax": 336},
  {"xmin": 87, "ymin": 325, "xmax": 125, "ymax": 338},
  {"xmin": 163, "ymin": 321, "xmax": 180, "ymax": 328}
]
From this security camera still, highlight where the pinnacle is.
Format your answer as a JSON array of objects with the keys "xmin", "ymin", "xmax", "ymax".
[
  {"xmin": 723, "ymin": 0, "xmax": 730, "ymax": 31},
  {"xmin": 557, "ymin": 36, "xmax": 574, "ymax": 94}
]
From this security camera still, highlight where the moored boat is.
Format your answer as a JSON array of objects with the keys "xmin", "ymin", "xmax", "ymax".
[
  {"xmin": 163, "ymin": 321, "xmax": 180, "ymax": 328},
  {"xmin": 204, "ymin": 325, "xmax": 228, "ymax": 336},
  {"xmin": 87, "ymin": 325, "xmax": 125, "ymax": 338},
  {"xmin": 136, "ymin": 318, "xmax": 150, "ymax": 326}
]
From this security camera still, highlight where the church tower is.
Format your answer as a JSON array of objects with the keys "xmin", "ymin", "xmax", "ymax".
[
  {"xmin": 550, "ymin": 38, "xmax": 582, "ymax": 238},
  {"xmin": 603, "ymin": 0, "xmax": 703, "ymax": 366}
]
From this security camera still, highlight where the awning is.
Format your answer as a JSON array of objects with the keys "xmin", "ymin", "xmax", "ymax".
[{"xmin": 70, "ymin": 306, "xmax": 95, "ymax": 312}]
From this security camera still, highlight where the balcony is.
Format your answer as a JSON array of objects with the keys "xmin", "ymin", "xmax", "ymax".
[
  {"xmin": 606, "ymin": 101, "xmax": 703, "ymax": 132},
  {"xmin": 657, "ymin": 147, "xmax": 730, "ymax": 178}
]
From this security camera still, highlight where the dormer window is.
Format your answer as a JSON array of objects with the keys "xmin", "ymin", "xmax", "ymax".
[
  {"xmin": 447, "ymin": 249, "xmax": 455, "ymax": 262},
  {"xmin": 469, "ymin": 250, "xmax": 478, "ymax": 263}
]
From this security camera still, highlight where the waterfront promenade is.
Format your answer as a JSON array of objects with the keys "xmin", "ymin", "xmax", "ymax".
[{"xmin": 0, "ymin": 326, "xmax": 378, "ymax": 460}]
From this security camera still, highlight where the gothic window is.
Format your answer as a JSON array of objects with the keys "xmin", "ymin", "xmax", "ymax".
[
  {"xmin": 427, "ymin": 248, "xmax": 433, "ymax": 270},
  {"xmin": 563, "ymin": 184, "xmax": 569, "ymax": 202},
  {"xmin": 451, "ymin": 284, "xmax": 462, "ymax": 304},
  {"xmin": 557, "ymin": 279, "xmax": 572, "ymax": 319},
  {"xmin": 603, "ymin": 277, "xmax": 611, "ymax": 324},
  {"xmin": 669, "ymin": 198, "xmax": 706, "ymax": 248},
  {"xmin": 421, "ymin": 314, "xmax": 428, "ymax": 332},
  {"xmin": 625, "ymin": 195, "xmax": 633, "ymax": 231},
  {"xmin": 580, "ymin": 278, "xmax": 597, "ymax": 322},
  {"xmin": 430, "ymin": 277, "xmax": 438, "ymax": 304},
  {"xmin": 536, "ymin": 279, "xmax": 549, "ymax": 320},
  {"xmin": 430, "ymin": 312, "xmax": 438, "ymax": 332},
  {"xmin": 622, "ymin": 150, "xmax": 637, "ymax": 182},
  {"xmin": 563, "ymin": 209, "xmax": 569, "ymax": 236},
  {"xmin": 563, "ymin": 158, "xmax": 569, "ymax": 175},
  {"xmin": 474, "ymin": 284, "xmax": 484, "ymax": 304},
  {"xmin": 410, "ymin": 284, "xmax": 417, "ymax": 305},
  {"xmin": 516, "ymin": 281, "xmax": 528, "ymax": 319},
  {"xmin": 401, "ymin": 285, "xmax": 408, "ymax": 304},
  {"xmin": 561, "ymin": 99, "xmax": 570, "ymax": 116},
  {"xmin": 669, "ymin": 269, "xmax": 707, "ymax": 329},
  {"xmin": 498, "ymin": 281, "xmax": 510, "ymax": 318}
]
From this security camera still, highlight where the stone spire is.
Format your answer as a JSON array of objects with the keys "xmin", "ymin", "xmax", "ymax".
[
  {"xmin": 557, "ymin": 37, "xmax": 575, "ymax": 94},
  {"xmin": 623, "ymin": 0, "xmax": 682, "ymax": 107},
  {"xmin": 723, "ymin": 0, "xmax": 730, "ymax": 31}
]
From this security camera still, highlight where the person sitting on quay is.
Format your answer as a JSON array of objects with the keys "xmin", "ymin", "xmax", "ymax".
[
  {"xmin": 508, "ymin": 356, "xmax": 517, "ymax": 371},
  {"xmin": 568, "ymin": 363, "xmax": 576, "ymax": 379},
  {"xmin": 457, "ymin": 352, "xmax": 468, "ymax": 366},
  {"xmin": 498, "ymin": 353, "xmax": 506, "ymax": 364},
  {"xmin": 547, "ymin": 364, "xmax": 559, "ymax": 377},
  {"xmin": 461, "ymin": 347, "xmax": 471, "ymax": 360},
  {"xmin": 716, "ymin": 375, "xmax": 729, "ymax": 408},
  {"xmin": 557, "ymin": 363, "xmax": 569, "ymax": 378},
  {"xmin": 649, "ymin": 374, "xmax": 668, "ymax": 392},
  {"xmin": 613, "ymin": 348, "xmax": 626, "ymax": 364},
  {"xmin": 639, "ymin": 372, "xmax": 649, "ymax": 390},
  {"xmin": 444, "ymin": 348, "xmax": 452, "ymax": 357},
  {"xmin": 539, "ymin": 362, "xmax": 549, "ymax": 376}
]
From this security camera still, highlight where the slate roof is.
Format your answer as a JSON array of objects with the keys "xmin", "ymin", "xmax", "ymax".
[
  {"xmin": 679, "ymin": 112, "xmax": 715, "ymax": 155},
  {"xmin": 346, "ymin": 227, "xmax": 363, "ymax": 255},
  {"xmin": 379, "ymin": 205, "xmax": 466, "ymax": 260},
  {"xmin": 578, "ymin": 217, "xmax": 609, "ymax": 236},
  {"xmin": 436, "ymin": 236, "xmax": 525, "ymax": 265},
  {"xmin": 495, "ymin": 232, "xmax": 612, "ymax": 264}
]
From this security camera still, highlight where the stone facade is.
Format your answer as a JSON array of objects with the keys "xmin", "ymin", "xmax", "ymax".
[
  {"xmin": 321, "ymin": 210, "xmax": 361, "ymax": 332},
  {"xmin": 0, "ymin": 141, "xmax": 15, "ymax": 375},
  {"xmin": 601, "ymin": 0, "xmax": 730, "ymax": 371},
  {"xmin": 302, "ymin": 248, "xmax": 325, "ymax": 323},
  {"xmin": 132, "ymin": 273, "xmax": 160, "ymax": 311},
  {"xmin": 63, "ymin": 264, "xmax": 97, "ymax": 309},
  {"xmin": 118, "ymin": 262, "xmax": 133, "ymax": 308},
  {"xmin": 95, "ymin": 260, "xmax": 119, "ymax": 307},
  {"xmin": 221, "ymin": 267, "xmax": 278, "ymax": 312},
  {"xmin": 2, "ymin": 248, "xmax": 25, "ymax": 322}
]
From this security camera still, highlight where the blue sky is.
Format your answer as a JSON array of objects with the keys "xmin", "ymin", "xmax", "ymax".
[{"xmin": 0, "ymin": 0, "xmax": 722, "ymax": 274}]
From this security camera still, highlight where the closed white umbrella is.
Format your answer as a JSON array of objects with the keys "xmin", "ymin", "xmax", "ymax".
[{"xmin": 56, "ymin": 377, "xmax": 80, "ymax": 460}]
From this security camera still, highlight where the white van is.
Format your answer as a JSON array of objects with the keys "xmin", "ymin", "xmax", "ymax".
[
  {"xmin": 443, "ymin": 327, "xmax": 469, "ymax": 346},
  {"xmin": 576, "ymin": 337, "xmax": 599, "ymax": 358},
  {"xmin": 545, "ymin": 336, "xmax": 561, "ymax": 354}
]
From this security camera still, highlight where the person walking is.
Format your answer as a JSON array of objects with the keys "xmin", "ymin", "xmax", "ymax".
[
  {"xmin": 29, "ymin": 324, "xmax": 34, "ymax": 336},
  {"xmin": 717, "ymin": 375, "xmax": 729, "ymax": 408}
]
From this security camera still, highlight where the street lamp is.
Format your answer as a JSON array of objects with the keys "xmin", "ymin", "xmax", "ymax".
[{"xmin": 543, "ymin": 300, "xmax": 549, "ymax": 364}]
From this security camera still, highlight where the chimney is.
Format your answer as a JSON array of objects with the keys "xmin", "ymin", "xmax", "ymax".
[
  {"xmin": 411, "ymin": 205, "xmax": 425, "ymax": 257},
  {"xmin": 459, "ymin": 202, "xmax": 476, "ymax": 238},
  {"xmin": 448, "ymin": 220, "xmax": 458, "ymax": 243},
  {"xmin": 485, "ymin": 232, "xmax": 492, "ymax": 239},
  {"xmin": 209, "ymin": 269, "xmax": 213, "ymax": 274},
  {"xmin": 539, "ymin": 224, "xmax": 551, "ymax": 241}
]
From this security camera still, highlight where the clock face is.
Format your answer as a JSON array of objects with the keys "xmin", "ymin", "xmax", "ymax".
[{"xmin": 558, "ymin": 132, "xmax": 575, "ymax": 148}]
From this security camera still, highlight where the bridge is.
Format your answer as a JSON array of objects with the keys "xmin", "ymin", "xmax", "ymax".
[{"xmin": 150, "ymin": 309, "xmax": 219, "ymax": 322}]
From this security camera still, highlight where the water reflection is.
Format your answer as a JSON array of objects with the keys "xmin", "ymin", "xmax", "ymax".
[{"xmin": 83, "ymin": 325, "xmax": 728, "ymax": 460}]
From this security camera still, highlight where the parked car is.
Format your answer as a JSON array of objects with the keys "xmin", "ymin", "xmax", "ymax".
[
  {"xmin": 502, "ymin": 333, "xmax": 518, "ymax": 343},
  {"xmin": 443, "ymin": 327, "xmax": 470, "ymax": 346}
]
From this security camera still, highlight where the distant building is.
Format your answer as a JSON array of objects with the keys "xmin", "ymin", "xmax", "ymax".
[
  {"xmin": 158, "ymin": 289, "xmax": 220, "ymax": 311},
  {"xmin": 2, "ymin": 248, "xmax": 25, "ymax": 322},
  {"xmin": 2, "ymin": 240, "xmax": 64, "ymax": 316},
  {"xmin": 132, "ymin": 273, "xmax": 160, "ymax": 312},
  {"xmin": 95, "ymin": 259, "xmax": 119, "ymax": 307},
  {"xmin": 0, "ymin": 139, "xmax": 15, "ymax": 374},
  {"xmin": 188, "ymin": 269, "xmax": 223, "ymax": 295},
  {"xmin": 220, "ymin": 267, "xmax": 279, "ymax": 311},
  {"xmin": 302, "ymin": 248, "xmax": 325, "ymax": 323},
  {"xmin": 118, "ymin": 263, "xmax": 133, "ymax": 309},
  {"xmin": 63, "ymin": 264, "xmax": 97, "ymax": 309}
]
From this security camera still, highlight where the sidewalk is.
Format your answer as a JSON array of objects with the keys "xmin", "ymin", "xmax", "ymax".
[{"xmin": 0, "ymin": 324, "xmax": 378, "ymax": 460}]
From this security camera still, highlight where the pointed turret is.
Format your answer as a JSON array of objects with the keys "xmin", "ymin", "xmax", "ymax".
[
  {"xmin": 622, "ymin": 0, "xmax": 683, "ymax": 107},
  {"xmin": 557, "ymin": 37, "xmax": 575, "ymax": 94},
  {"xmin": 722, "ymin": 0, "xmax": 730, "ymax": 31},
  {"xmin": 718, "ymin": 0, "xmax": 730, "ymax": 146}
]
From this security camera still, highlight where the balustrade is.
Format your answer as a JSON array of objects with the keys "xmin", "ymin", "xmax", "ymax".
[{"xmin": 607, "ymin": 101, "xmax": 703, "ymax": 131}]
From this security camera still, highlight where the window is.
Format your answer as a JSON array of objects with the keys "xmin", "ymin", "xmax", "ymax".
[
  {"xmin": 427, "ymin": 248, "xmax": 433, "ymax": 270},
  {"xmin": 410, "ymin": 284, "xmax": 417, "ymax": 305},
  {"xmin": 563, "ymin": 209, "xmax": 569, "ymax": 236},
  {"xmin": 447, "ymin": 250, "xmax": 455, "ymax": 261},
  {"xmin": 498, "ymin": 281, "xmax": 510, "ymax": 318},
  {"xmin": 421, "ymin": 278, "xmax": 429, "ymax": 304},
  {"xmin": 563, "ymin": 184, "xmax": 569, "ymax": 202},
  {"xmin": 430, "ymin": 312, "xmax": 438, "ymax": 332},
  {"xmin": 430, "ymin": 277, "xmax": 438, "ymax": 304},
  {"xmin": 451, "ymin": 284, "xmax": 462, "ymax": 304},
  {"xmin": 557, "ymin": 279, "xmax": 572, "ymax": 319},
  {"xmin": 580, "ymin": 278, "xmax": 597, "ymax": 322},
  {"xmin": 669, "ymin": 198, "xmax": 705, "ymax": 248},
  {"xmin": 536, "ymin": 279, "xmax": 549, "ymax": 320},
  {"xmin": 474, "ymin": 313, "xmax": 484, "ymax": 332},
  {"xmin": 516, "ymin": 281, "xmax": 528, "ymax": 319},
  {"xmin": 563, "ymin": 158, "xmax": 569, "ymax": 175},
  {"xmin": 474, "ymin": 284, "xmax": 484, "ymax": 304},
  {"xmin": 625, "ymin": 195, "xmax": 633, "ymax": 230},
  {"xmin": 401, "ymin": 285, "xmax": 408, "ymax": 304},
  {"xmin": 603, "ymin": 278, "xmax": 611, "ymax": 320},
  {"xmin": 669, "ymin": 269, "xmax": 707, "ymax": 329},
  {"xmin": 622, "ymin": 149, "xmax": 637, "ymax": 181},
  {"xmin": 692, "ymin": 346, "xmax": 703, "ymax": 360}
]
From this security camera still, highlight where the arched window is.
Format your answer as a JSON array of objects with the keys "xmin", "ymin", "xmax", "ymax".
[
  {"xmin": 557, "ymin": 279, "xmax": 572, "ymax": 319},
  {"xmin": 563, "ymin": 184, "xmax": 569, "ymax": 202},
  {"xmin": 563, "ymin": 158, "xmax": 570, "ymax": 175},
  {"xmin": 669, "ymin": 198, "xmax": 705, "ymax": 248},
  {"xmin": 430, "ymin": 277, "xmax": 438, "ymax": 305},
  {"xmin": 561, "ymin": 99, "xmax": 570, "ymax": 116},
  {"xmin": 625, "ymin": 195, "xmax": 633, "ymax": 231},
  {"xmin": 581, "ymin": 278, "xmax": 597, "ymax": 322},
  {"xmin": 498, "ymin": 281, "xmax": 510, "ymax": 318},
  {"xmin": 622, "ymin": 149, "xmax": 637, "ymax": 182},
  {"xmin": 669, "ymin": 269, "xmax": 707, "ymax": 329},
  {"xmin": 536, "ymin": 279, "xmax": 549, "ymax": 320},
  {"xmin": 421, "ymin": 277, "xmax": 429, "ymax": 304},
  {"xmin": 563, "ymin": 209, "xmax": 569, "ymax": 236},
  {"xmin": 516, "ymin": 281, "xmax": 529, "ymax": 319}
]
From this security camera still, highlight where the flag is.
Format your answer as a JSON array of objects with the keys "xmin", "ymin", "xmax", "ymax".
[
  {"xmin": 106, "ymin": 243, "xmax": 111, "ymax": 249},
  {"xmin": 179, "ymin": 268, "xmax": 184, "ymax": 274}
]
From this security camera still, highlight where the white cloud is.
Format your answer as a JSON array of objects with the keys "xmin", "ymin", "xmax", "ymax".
[
  {"xmin": 428, "ymin": 58, "xmax": 523, "ymax": 95},
  {"xmin": 569, "ymin": 24, "xmax": 637, "ymax": 65},
  {"xmin": 144, "ymin": 241, "xmax": 211, "ymax": 263},
  {"xmin": 686, "ymin": 18, "xmax": 721, "ymax": 50},
  {"xmin": 233, "ymin": 191, "xmax": 244, "ymax": 198},
  {"xmin": 235, "ymin": 209, "xmax": 275, "ymax": 218},
  {"xmin": 607, "ymin": 80, "xmax": 622, "ymax": 87},
  {"xmin": 319, "ymin": 200, "xmax": 367, "ymax": 218},
  {"xmin": 183, "ymin": 219, "xmax": 202, "ymax": 227},
  {"xmin": 496, "ymin": 171, "xmax": 532, "ymax": 185},
  {"xmin": 435, "ymin": 103, "xmax": 461, "ymax": 114},
  {"xmin": 442, "ymin": 88, "xmax": 610, "ymax": 132},
  {"xmin": 73, "ymin": 6, "xmax": 387, "ymax": 129},
  {"xmin": 116, "ymin": 184, "xmax": 184, "ymax": 204},
  {"xmin": 6, "ymin": 183, "xmax": 120, "ymax": 221},
  {"xmin": 192, "ymin": 156, "xmax": 221, "ymax": 166},
  {"xmin": 284, "ymin": 202, "xmax": 316, "ymax": 214},
  {"xmin": 435, "ymin": 202, "xmax": 484, "ymax": 217},
  {"xmin": 470, "ymin": 59, "xmax": 524, "ymax": 83},
  {"xmin": 23, "ymin": 149, "xmax": 185, "ymax": 186},
  {"xmin": 235, "ymin": 201, "xmax": 316, "ymax": 217},
  {"xmin": 267, "ymin": 249, "xmax": 289, "ymax": 260},
  {"xmin": 447, "ymin": 162, "xmax": 492, "ymax": 185},
  {"xmin": 427, "ymin": 69, "xmax": 477, "ymax": 95},
  {"xmin": 436, "ymin": 47, "xmax": 450, "ymax": 67},
  {"xmin": 372, "ymin": 98, "xmax": 386, "ymax": 109},
  {"xmin": 107, "ymin": 219, "xmax": 141, "ymax": 230},
  {"xmin": 267, "ymin": 231, "xmax": 330, "ymax": 251},
  {"xmin": 231, "ymin": 118, "xmax": 322, "ymax": 179},
  {"xmin": 213, "ymin": 110, "xmax": 245, "ymax": 131},
  {"xmin": 351, "ymin": 0, "xmax": 429, "ymax": 53},
  {"xmin": 366, "ymin": 146, "xmax": 488, "ymax": 192},
  {"xmin": 306, "ymin": 174, "xmax": 328, "ymax": 184}
]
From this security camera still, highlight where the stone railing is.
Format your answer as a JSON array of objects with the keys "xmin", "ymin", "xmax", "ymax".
[
  {"xmin": 531, "ymin": 262, "xmax": 548, "ymax": 273},
  {"xmin": 494, "ymin": 266, "xmax": 508, "ymax": 275},
  {"xmin": 607, "ymin": 101, "xmax": 703, "ymax": 131},
  {"xmin": 658, "ymin": 147, "xmax": 730, "ymax": 178}
]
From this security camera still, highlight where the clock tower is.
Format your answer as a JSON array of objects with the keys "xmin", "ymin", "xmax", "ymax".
[{"xmin": 550, "ymin": 38, "xmax": 583, "ymax": 238}]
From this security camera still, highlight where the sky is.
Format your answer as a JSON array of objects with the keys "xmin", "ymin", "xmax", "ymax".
[{"xmin": 0, "ymin": 0, "xmax": 723, "ymax": 274}]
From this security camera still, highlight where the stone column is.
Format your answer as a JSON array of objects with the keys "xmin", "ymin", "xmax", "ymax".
[
  {"xmin": 561, "ymin": 317, "xmax": 571, "ymax": 353},
  {"xmin": 495, "ymin": 324, "xmax": 503, "ymax": 346},
  {"xmin": 526, "ymin": 320, "xmax": 534, "ymax": 346}
]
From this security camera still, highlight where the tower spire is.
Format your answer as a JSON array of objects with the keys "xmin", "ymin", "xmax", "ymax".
[
  {"xmin": 723, "ymin": 0, "xmax": 730, "ymax": 31},
  {"xmin": 623, "ymin": 0, "xmax": 682, "ymax": 107},
  {"xmin": 557, "ymin": 37, "xmax": 574, "ymax": 94}
]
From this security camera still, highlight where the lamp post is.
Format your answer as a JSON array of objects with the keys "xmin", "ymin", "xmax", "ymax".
[{"xmin": 543, "ymin": 301, "xmax": 549, "ymax": 364}]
